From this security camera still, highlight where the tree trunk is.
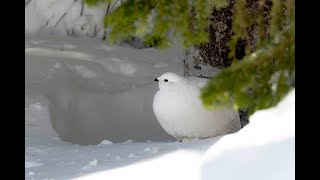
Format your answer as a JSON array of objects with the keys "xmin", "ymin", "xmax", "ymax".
[{"xmin": 183, "ymin": 0, "xmax": 272, "ymax": 128}]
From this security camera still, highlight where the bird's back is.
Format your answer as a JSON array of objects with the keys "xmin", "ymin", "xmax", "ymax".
[{"xmin": 185, "ymin": 76, "xmax": 210, "ymax": 88}]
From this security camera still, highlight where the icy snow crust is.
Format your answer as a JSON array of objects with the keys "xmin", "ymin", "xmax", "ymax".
[{"xmin": 25, "ymin": 36, "xmax": 294, "ymax": 180}]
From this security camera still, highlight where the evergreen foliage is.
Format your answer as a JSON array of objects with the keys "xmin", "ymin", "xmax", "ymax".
[
  {"xmin": 85, "ymin": 0, "xmax": 108, "ymax": 6},
  {"xmin": 86, "ymin": 0, "xmax": 295, "ymax": 116},
  {"xmin": 85, "ymin": 0, "xmax": 229, "ymax": 48},
  {"xmin": 202, "ymin": 0, "xmax": 295, "ymax": 115}
]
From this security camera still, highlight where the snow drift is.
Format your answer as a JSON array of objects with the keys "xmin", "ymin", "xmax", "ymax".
[{"xmin": 26, "ymin": 35, "xmax": 183, "ymax": 144}]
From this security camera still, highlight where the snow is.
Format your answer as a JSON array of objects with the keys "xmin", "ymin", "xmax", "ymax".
[
  {"xmin": 98, "ymin": 140, "xmax": 113, "ymax": 145},
  {"xmin": 201, "ymin": 89, "xmax": 295, "ymax": 180},
  {"xmin": 151, "ymin": 147, "xmax": 159, "ymax": 154},
  {"xmin": 25, "ymin": 45, "xmax": 295, "ymax": 179},
  {"xmin": 25, "ymin": 32, "xmax": 293, "ymax": 180},
  {"xmin": 28, "ymin": 172, "xmax": 35, "ymax": 176},
  {"xmin": 25, "ymin": 162, "xmax": 43, "ymax": 169},
  {"xmin": 114, "ymin": 156, "xmax": 121, "ymax": 161},
  {"xmin": 26, "ymin": 35, "xmax": 183, "ymax": 144},
  {"xmin": 25, "ymin": 0, "xmax": 151, "ymax": 49},
  {"xmin": 82, "ymin": 159, "xmax": 99, "ymax": 170},
  {"xmin": 69, "ymin": 65, "xmax": 98, "ymax": 78},
  {"xmin": 25, "ymin": 96, "xmax": 58, "ymax": 138},
  {"xmin": 128, "ymin": 153, "xmax": 138, "ymax": 158},
  {"xmin": 122, "ymin": 139, "xmax": 133, "ymax": 143},
  {"xmin": 25, "ymin": 0, "xmax": 108, "ymax": 39}
]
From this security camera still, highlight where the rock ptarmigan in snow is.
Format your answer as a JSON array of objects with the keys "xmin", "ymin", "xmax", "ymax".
[{"xmin": 153, "ymin": 72, "xmax": 241, "ymax": 141}]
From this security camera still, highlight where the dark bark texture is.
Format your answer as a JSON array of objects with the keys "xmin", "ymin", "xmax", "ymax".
[{"xmin": 184, "ymin": 0, "xmax": 272, "ymax": 128}]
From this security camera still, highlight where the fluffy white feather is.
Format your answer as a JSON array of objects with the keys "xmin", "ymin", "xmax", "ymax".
[{"xmin": 153, "ymin": 72, "xmax": 241, "ymax": 140}]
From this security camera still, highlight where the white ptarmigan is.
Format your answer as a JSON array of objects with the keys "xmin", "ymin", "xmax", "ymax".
[{"xmin": 153, "ymin": 72, "xmax": 241, "ymax": 141}]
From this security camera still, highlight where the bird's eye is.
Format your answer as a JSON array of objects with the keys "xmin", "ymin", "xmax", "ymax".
[{"xmin": 164, "ymin": 79, "xmax": 168, "ymax": 82}]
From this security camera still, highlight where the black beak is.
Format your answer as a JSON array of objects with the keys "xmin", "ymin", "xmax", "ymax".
[{"xmin": 154, "ymin": 78, "xmax": 159, "ymax": 82}]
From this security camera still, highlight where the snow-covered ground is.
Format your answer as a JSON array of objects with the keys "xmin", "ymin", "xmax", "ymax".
[
  {"xmin": 26, "ymin": 35, "xmax": 183, "ymax": 145},
  {"xmin": 25, "ymin": 1, "xmax": 294, "ymax": 179},
  {"xmin": 25, "ymin": 35, "xmax": 294, "ymax": 180}
]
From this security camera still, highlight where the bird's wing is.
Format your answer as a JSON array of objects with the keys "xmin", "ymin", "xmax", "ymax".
[
  {"xmin": 221, "ymin": 110, "xmax": 241, "ymax": 134},
  {"xmin": 185, "ymin": 76, "xmax": 210, "ymax": 88}
]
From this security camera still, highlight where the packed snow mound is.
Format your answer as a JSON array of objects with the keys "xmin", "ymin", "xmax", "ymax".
[{"xmin": 25, "ymin": 35, "xmax": 183, "ymax": 94}]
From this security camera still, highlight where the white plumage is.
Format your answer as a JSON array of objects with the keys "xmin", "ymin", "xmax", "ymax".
[{"xmin": 153, "ymin": 72, "xmax": 241, "ymax": 141}]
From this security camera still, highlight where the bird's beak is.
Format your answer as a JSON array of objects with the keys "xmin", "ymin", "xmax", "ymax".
[{"xmin": 154, "ymin": 78, "xmax": 159, "ymax": 82}]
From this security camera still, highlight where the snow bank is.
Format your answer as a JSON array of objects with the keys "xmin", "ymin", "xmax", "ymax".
[
  {"xmin": 201, "ymin": 89, "xmax": 295, "ymax": 180},
  {"xmin": 25, "ymin": 0, "xmax": 108, "ymax": 39},
  {"xmin": 25, "ymin": 0, "xmax": 148, "ymax": 49},
  {"xmin": 25, "ymin": 35, "xmax": 183, "ymax": 144},
  {"xmin": 25, "ymin": 96, "xmax": 58, "ymax": 138}
]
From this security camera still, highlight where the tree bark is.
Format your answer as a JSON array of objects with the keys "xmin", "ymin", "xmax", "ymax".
[{"xmin": 183, "ymin": 0, "xmax": 272, "ymax": 128}]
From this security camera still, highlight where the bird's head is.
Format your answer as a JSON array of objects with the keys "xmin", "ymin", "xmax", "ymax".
[{"xmin": 154, "ymin": 72, "xmax": 184, "ymax": 89}]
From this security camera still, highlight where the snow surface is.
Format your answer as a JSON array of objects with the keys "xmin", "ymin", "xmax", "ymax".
[
  {"xmin": 26, "ymin": 1, "xmax": 294, "ymax": 179},
  {"xmin": 25, "ymin": 0, "xmax": 109, "ymax": 39},
  {"xmin": 25, "ymin": 0, "xmax": 149, "ymax": 49},
  {"xmin": 25, "ymin": 32, "xmax": 294, "ymax": 180},
  {"xmin": 26, "ymin": 35, "xmax": 183, "ymax": 145},
  {"xmin": 25, "ymin": 35, "xmax": 294, "ymax": 178},
  {"xmin": 25, "ymin": 83, "xmax": 294, "ymax": 180}
]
